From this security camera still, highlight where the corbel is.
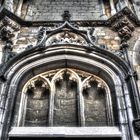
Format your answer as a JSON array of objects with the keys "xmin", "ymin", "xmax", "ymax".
[
  {"xmin": 125, "ymin": 71, "xmax": 138, "ymax": 81},
  {"xmin": 111, "ymin": 16, "xmax": 135, "ymax": 43}
]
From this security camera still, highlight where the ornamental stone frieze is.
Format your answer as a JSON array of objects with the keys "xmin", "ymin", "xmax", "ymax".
[{"xmin": 36, "ymin": 21, "xmax": 97, "ymax": 51}]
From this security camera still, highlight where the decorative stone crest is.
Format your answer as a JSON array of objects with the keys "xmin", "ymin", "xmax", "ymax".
[{"xmin": 36, "ymin": 21, "xmax": 98, "ymax": 50}]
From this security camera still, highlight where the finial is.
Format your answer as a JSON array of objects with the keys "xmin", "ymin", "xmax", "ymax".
[{"xmin": 62, "ymin": 11, "xmax": 71, "ymax": 21}]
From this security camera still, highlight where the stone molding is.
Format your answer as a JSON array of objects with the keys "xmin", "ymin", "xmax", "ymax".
[{"xmin": 0, "ymin": 7, "xmax": 139, "ymax": 27}]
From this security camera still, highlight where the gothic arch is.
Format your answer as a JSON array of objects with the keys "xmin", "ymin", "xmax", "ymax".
[
  {"xmin": 0, "ymin": 22, "xmax": 139, "ymax": 140},
  {"xmin": 0, "ymin": 44, "xmax": 138, "ymax": 140}
]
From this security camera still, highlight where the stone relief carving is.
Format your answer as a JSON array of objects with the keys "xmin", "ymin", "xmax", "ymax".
[
  {"xmin": 111, "ymin": 17, "xmax": 135, "ymax": 43},
  {"xmin": 45, "ymin": 31, "xmax": 88, "ymax": 46},
  {"xmin": 0, "ymin": 17, "xmax": 20, "ymax": 63},
  {"xmin": 0, "ymin": 17, "xmax": 20, "ymax": 42},
  {"xmin": 2, "ymin": 42, "xmax": 16, "ymax": 63},
  {"xmin": 36, "ymin": 21, "xmax": 97, "ymax": 50}
]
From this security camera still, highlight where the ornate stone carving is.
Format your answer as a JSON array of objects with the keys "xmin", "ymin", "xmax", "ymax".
[
  {"xmin": 2, "ymin": 42, "xmax": 16, "ymax": 63},
  {"xmin": 37, "ymin": 26, "xmax": 46, "ymax": 44},
  {"xmin": 133, "ymin": 118, "xmax": 140, "ymax": 135},
  {"xmin": 0, "ymin": 17, "xmax": 20, "ymax": 42},
  {"xmin": 27, "ymin": 79, "xmax": 48, "ymax": 99},
  {"xmin": 46, "ymin": 31, "xmax": 88, "ymax": 46},
  {"xmin": 111, "ymin": 17, "xmax": 135, "ymax": 43},
  {"xmin": 0, "ymin": 17, "xmax": 20, "ymax": 63},
  {"xmin": 88, "ymin": 28, "xmax": 96, "ymax": 43},
  {"xmin": 36, "ymin": 21, "xmax": 97, "ymax": 50},
  {"xmin": 125, "ymin": 71, "xmax": 138, "ymax": 81},
  {"xmin": 62, "ymin": 10, "xmax": 71, "ymax": 21},
  {"xmin": 114, "ymin": 50, "xmax": 125, "ymax": 59}
]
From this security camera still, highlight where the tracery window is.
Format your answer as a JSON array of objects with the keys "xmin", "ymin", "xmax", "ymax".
[{"xmin": 17, "ymin": 68, "xmax": 114, "ymax": 127}]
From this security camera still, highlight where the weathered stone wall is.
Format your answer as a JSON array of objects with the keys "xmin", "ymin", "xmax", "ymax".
[
  {"xmin": 25, "ymin": 0, "xmax": 102, "ymax": 21},
  {"xmin": 0, "ymin": 24, "xmax": 137, "ymax": 76},
  {"xmin": 84, "ymin": 82, "xmax": 107, "ymax": 126},
  {"xmin": 8, "ymin": 26, "xmax": 120, "ymax": 54},
  {"xmin": 0, "ymin": 26, "xmax": 121, "ymax": 71},
  {"xmin": 54, "ymin": 78, "xmax": 78, "ymax": 126},
  {"xmin": 13, "ymin": 27, "xmax": 37, "ymax": 52}
]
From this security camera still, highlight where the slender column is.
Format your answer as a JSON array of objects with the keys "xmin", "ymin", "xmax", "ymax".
[
  {"xmin": 78, "ymin": 84, "xmax": 85, "ymax": 126},
  {"xmin": 15, "ymin": 0, "xmax": 23, "ymax": 17},
  {"xmin": 119, "ymin": 0, "xmax": 131, "ymax": 9},
  {"xmin": 48, "ymin": 84, "xmax": 55, "ymax": 126},
  {"xmin": 110, "ymin": 0, "xmax": 116, "ymax": 15},
  {"xmin": 100, "ymin": 0, "xmax": 108, "ymax": 19}
]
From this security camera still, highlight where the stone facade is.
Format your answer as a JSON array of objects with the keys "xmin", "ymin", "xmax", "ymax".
[
  {"xmin": 26, "ymin": 0, "xmax": 102, "ymax": 21},
  {"xmin": 1, "ymin": 0, "xmax": 140, "ymax": 140}
]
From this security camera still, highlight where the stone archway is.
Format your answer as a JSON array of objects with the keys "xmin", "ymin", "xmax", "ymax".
[
  {"xmin": 0, "ymin": 20, "xmax": 139, "ymax": 140},
  {"xmin": 15, "ymin": 68, "xmax": 114, "ymax": 128},
  {"xmin": 0, "ymin": 45, "xmax": 137, "ymax": 140}
]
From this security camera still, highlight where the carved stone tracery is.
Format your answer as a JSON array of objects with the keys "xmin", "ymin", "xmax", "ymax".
[
  {"xmin": 17, "ymin": 68, "xmax": 114, "ymax": 127},
  {"xmin": 36, "ymin": 21, "xmax": 97, "ymax": 50}
]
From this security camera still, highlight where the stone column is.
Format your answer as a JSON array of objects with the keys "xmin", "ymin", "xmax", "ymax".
[
  {"xmin": 132, "ymin": 0, "xmax": 140, "ymax": 19},
  {"xmin": 110, "ymin": 0, "xmax": 116, "ymax": 15},
  {"xmin": 4, "ymin": 0, "xmax": 14, "ymax": 13},
  {"xmin": 15, "ymin": 0, "xmax": 23, "ymax": 17},
  {"xmin": 100, "ymin": 0, "xmax": 108, "ymax": 19}
]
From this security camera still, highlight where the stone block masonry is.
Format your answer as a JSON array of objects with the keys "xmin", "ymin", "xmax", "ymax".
[{"xmin": 25, "ymin": 0, "xmax": 102, "ymax": 21}]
